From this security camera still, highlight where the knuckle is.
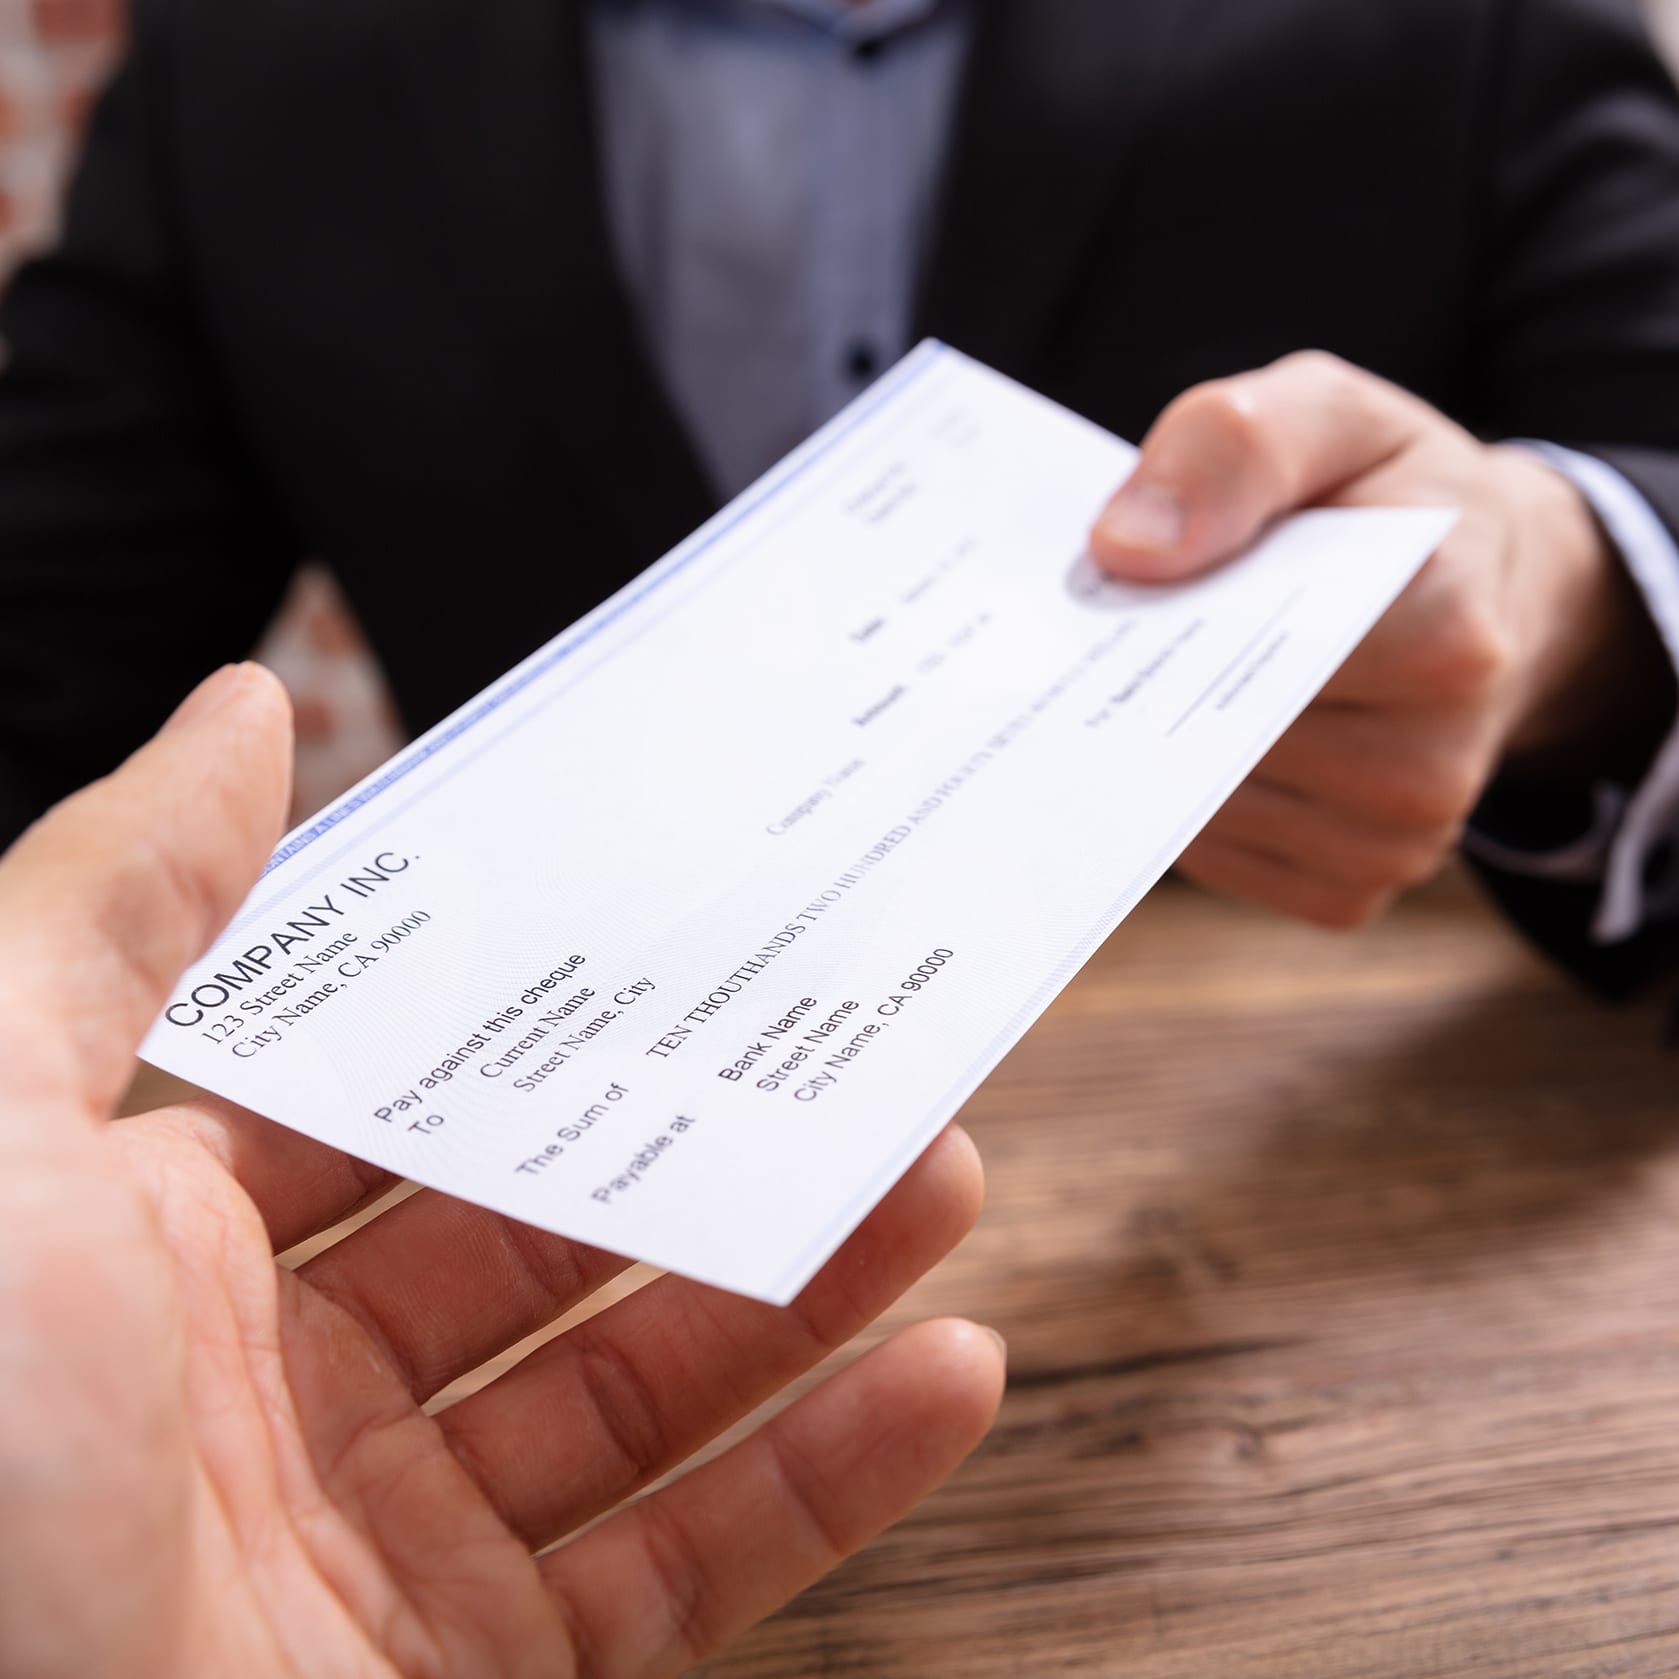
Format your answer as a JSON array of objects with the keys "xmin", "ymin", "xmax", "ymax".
[
  {"xmin": 1374, "ymin": 781, "xmax": 1473, "ymax": 834},
  {"xmin": 1331, "ymin": 834, "xmax": 1449, "ymax": 896},
  {"xmin": 1275, "ymin": 349, "xmax": 1368, "ymax": 421},
  {"xmin": 569, "ymin": 1331, "xmax": 673, "ymax": 1488},
  {"xmin": 1171, "ymin": 380, "xmax": 1267, "ymax": 456},
  {"xmin": 634, "ymin": 1498, "xmax": 720, "ymax": 1666},
  {"xmin": 1391, "ymin": 835, "xmax": 1455, "ymax": 889},
  {"xmin": 496, "ymin": 1214, "xmax": 592, "ymax": 1319},
  {"xmin": 1314, "ymin": 888, "xmax": 1393, "ymax": 931},
  {"xmin": 1276, "ymin": 347, "xmax": 1352, "ymax": 384},
  {"xmin": 782, "ymin": 1270, "xmax": 869, "ymax": 1357},
  {"xmin": 1428, "ymin": 595, "xmax": 1513, "ymax": 702},
  {"xmin": 1176, "ymin": 381, "xmax": 1291, "ymax": 499}
]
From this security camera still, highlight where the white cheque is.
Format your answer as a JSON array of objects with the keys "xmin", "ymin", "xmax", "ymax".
[{"xmin": 142, "ymin": 344, "xmax": 1453, "ymax": 1304}]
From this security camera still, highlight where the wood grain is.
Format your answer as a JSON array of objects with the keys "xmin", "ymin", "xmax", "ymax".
[{"xmin": 695, "ymin": 869, "xmax": 1679, "ymax": 1678}]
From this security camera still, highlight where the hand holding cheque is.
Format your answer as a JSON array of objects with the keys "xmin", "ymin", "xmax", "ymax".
[
  {"xmin": 0, "ymin": 663, "xmax": 1003, "ymax": 1679},
  {"xmin": 137, "ymin": 347, "xmax": 1455, "ymax": 1304},
  {"xmin": 1095, "ymin": 352, "xmax": 1674, "ymax": 930}
]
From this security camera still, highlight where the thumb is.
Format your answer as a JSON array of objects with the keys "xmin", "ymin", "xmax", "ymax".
[
  {"xmin": 1090, "ymin": 350, "xmax": 1425, "ymax": 584},
  {"xmin": 0, "ymin": 663, "xmax": 294, "ymax": 1121}
]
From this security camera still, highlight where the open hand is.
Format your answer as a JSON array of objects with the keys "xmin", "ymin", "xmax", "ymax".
[{"xmin": 0, "ymin": 663, "xmax": 1004, "ymax": 1678}]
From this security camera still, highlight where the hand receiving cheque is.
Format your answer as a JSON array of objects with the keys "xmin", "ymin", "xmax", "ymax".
[
  {"xmin": 0, "ymin": 665, "xmax": 1004, "ymax": 1679},
  {"xmin": 1092, "ymin": 351, "xmax": 1671, "ymax": 928}
]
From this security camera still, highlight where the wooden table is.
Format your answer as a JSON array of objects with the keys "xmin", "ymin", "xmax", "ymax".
[{"xmin": 696, "ymin": 869, "xmax": 1679, "ymax": 1678}]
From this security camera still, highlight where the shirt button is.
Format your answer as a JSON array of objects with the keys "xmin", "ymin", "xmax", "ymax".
[
  {"xmin": 851, "ymin": 35, "xmax": 886, "ymax": 65},
  {"xmin": 846, "ymin": 341, "xmax": 881, "ymax": 382}
]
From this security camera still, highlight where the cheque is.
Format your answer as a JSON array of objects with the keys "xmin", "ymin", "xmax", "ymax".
[{"xmin": 143, "ymin": 344, "xmax": 1453, "ymax": 1303}]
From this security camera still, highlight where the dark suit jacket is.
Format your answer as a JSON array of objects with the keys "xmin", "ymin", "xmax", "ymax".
[{"xmin": 4, "ymin": 0, "xmax": 1679, "ymax": 991}]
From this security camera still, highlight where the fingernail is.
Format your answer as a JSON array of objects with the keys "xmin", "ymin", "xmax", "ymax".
[
  {"xmin": 1098, "ymin": 483, "xmax": 1185, "ymax": 553},
  {"xmin": 161, "ymin": 663, "xmax": 252, "ymax": 736},
  {"xmin": 980, "ymin": 1325, "xmax": 1008, "ymax": 1363}
]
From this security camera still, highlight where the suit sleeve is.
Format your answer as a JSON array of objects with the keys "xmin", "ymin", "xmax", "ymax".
[
  {"xmin": 0, "ymin": 10, "xmax": 297, "ymax": 849},
  {"xmin": 1461, "ymin": 0, "xmax": 1679, "ymax": 997}
]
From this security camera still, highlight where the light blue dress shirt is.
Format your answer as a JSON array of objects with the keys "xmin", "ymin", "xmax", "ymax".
[
  {"xmin": 587, "ymin": 0, "xmax": 971, "ymax": 498},
  {"xmin": 585, "ymin": 0, "xmax": 1679, "ymax": 948}
]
